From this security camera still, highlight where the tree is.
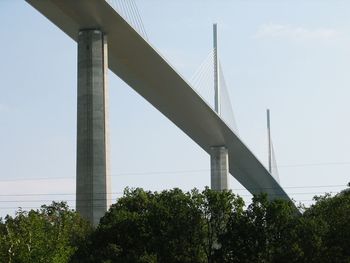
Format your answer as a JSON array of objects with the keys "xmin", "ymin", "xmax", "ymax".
[
  {"xmin": 73, "ymin": 188, "xmax": 156, "ymax": 262},
  {"xmin": 198, "ymin": 187, "xmax": 244, "ymax": 263},
  {"xmin": 0, "ymin": 202, "xmax": 91, "ymax": 263},
  {"xmin": 3, "ymin": 186, "xmax": 349, "ymax": 262},
  {"xmin": 215, "ymin": 194, "xmax": 326, "ymax": 263},
  {"xmin": 304, "ymin": 187, "xmax": 350, "ymax": 263},
  {"xmin": 147, "ymin": 188, "xmax": 205, "ymax": 262},
  {"xmin": 73, "ymin": 188, "xmax": 207, "ymax": 263},
  {"xmin": 73, "ymin": 188, "xmax": 249, "ymax": 263}
]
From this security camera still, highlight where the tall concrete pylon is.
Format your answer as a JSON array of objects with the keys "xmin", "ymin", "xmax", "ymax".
[
  {"xmin": 76, "ymin": 29, "xmax": 111, "ymax": 226},
  {"xmin": 211, "ymin": 24, "xmax": 229, "ymax": 191}
]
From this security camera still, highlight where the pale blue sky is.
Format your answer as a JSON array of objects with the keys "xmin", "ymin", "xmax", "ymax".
[{"xmin": 1, "ymin": 0, "xmax": 350, "ymax": 216}]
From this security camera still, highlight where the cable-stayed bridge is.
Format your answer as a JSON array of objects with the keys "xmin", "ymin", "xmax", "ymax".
[{"xmin": 26, "ymin": 0, "xmax": 291, "ymax": 225}]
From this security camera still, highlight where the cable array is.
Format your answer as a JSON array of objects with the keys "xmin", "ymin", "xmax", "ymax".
[
  {"xmin": 219, "ymin": 61, "xmax": 238, "ymax": 134},
  {"xmin": 105, "ymin": 0, "xmax": 148, "ymax": 41},
  {"xmin": 188, "ymin": 50, "xmax": 239, "ymax": 136},
  {"xmin": 270, "ymin": 141, "xmax": 280, "ymax": 182},
  {"xmin": 189, "ymin": 50, "xmax": 215, "ymax": 106}
]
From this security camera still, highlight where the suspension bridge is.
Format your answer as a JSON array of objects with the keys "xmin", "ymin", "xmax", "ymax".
[{"xmin": 26, "ymin": 0, "xmax": 290, "ymax": 225}]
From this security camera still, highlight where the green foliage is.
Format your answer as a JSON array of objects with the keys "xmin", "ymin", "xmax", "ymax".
[
  {"xmin": 1, "ymin": 186, "xmax": 350, "ymax": 263},
  {"xmin": 72, "ymin": 188, "xmax": 208, "ymax": 263},
  {"xmin": 0, "ymin": 202, "xmax": 91, "ymax": 263},
  {"xmin": 304, "ymin": 189, "xmax": 350, "ymax": 263},
  {"xmin": 215, "ymin": 194, "xmax": 326, "ymax": 263},
  {"xmin": 198, "ymin": 187, "xmax": 244, "ymax": 263},
  {"xmin": 74, "ymin": 187, "xmax": 350, "ymax": 263}
]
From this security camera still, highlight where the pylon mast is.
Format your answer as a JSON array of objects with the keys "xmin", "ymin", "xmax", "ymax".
[
  {"xmin": 213, "ymin": 23, "xmax": 220, "ymax": 114},
  {"xmin": 267, "ymin": 109, "xmax": 272, "ymax": 173}
]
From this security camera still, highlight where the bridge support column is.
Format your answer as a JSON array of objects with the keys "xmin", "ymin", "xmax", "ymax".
[
  {"xmin": 76, "ymin": 29, "xmax": 111, "ymax": 226},
  {"xmin": 210, "ymin": 146, "xmax": 229, "ymax": 190}
]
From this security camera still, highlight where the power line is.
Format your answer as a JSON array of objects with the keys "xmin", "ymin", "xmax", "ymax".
[
  {"xmin": 1, "ymin": 160, "xmax": 350, "ymax": 182},
  {"xmin": 0, "ymin": 198, "xmax": 322, "ymax": 211},
  {"xmin": 0, "ymin": 192, "xmax": 123, "ymax": 197},
  {"xmin": 0, "ymin": 186, "xmax": 346, "ymax": 198},
  {"xmin": 236, "ymin": 184, "xmax": 347, "ymax": 191},
  {"xmin": 0, "ymin": 169, "xmax": 211, "ymax": 182},
  {"xmin": 0, "ymin": 198, "xmax": 122, "ymax": 203},
  {"xmin": 0, "ymin": 191, "xmax": 338, "ymax": 204},
  {"xmin": 278, "ymin": 161, "xmax": 350, "ymax": 168},
  {"xmin": 0, "ymin": 205, "xmax": 114, "ymax": 210}
]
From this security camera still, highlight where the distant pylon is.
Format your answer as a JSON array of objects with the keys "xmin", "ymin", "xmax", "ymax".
[
  {"xmin": 266, "ymin": 109, "xmax": 280, "ymax": 182},
  {"xmin": 267, "ymin": 109, "xmax": 272, "ymax": 173},
  {"xmin": 213, "ymin": 23, "xmax": 220, "ymax": 115}
]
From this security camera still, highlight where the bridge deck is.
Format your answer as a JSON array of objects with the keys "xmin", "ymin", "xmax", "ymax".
[{"xmin": 26, "ymin": 0, "xmax": 291, "ymax": 201}]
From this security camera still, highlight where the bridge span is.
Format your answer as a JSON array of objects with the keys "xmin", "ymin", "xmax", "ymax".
[{"xmin": 26, "ymin": 0, "xmax": 292, "ymax": 225}]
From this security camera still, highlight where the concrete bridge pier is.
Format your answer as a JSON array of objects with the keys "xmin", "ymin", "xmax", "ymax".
[
  {"xmin": 210, "ymin": 146, "xmax": 229, "ymax": 190},
  {"xmin": 76, "ymin": 29, "xmax": 111, "ymax": 226},
  {"xmin": 211, "ymin": 24, "xmax": 229, "ymax": 191}
]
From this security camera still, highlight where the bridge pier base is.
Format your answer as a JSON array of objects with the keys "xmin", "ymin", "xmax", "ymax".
[
  {"xmin": 210, "ymin": 146, "xmax": 229, "ymax": 190},
  {"xmin": 76, "ymin": 29, "xmax": 111, "ymax": 226}
]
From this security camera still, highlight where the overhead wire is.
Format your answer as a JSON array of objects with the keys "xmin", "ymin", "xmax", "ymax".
[
  {"xmin": 0, "ymin": 191, "xmax": 341, "ymax": 202},
  {"xmin": 0, "ymin": 196, "xmax": 338, "ymax": 210},
  {"xmin": 0, "ymin": 161, "xmax": 349, "ymax": 182},
  {"xmin": 0, "ymin": 185, "xmax": 347, "ymax": 197}
]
